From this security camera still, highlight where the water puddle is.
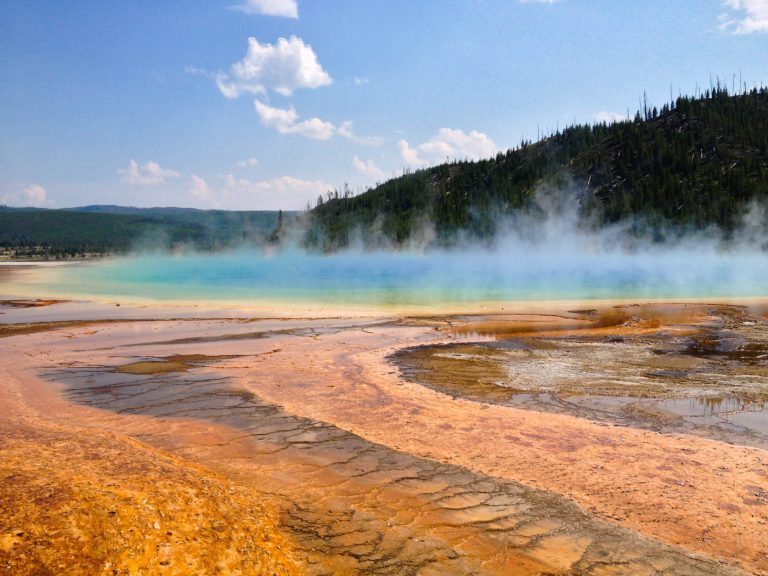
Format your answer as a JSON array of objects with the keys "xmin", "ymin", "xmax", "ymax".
[{"xmin": 658, "ymin": 396, "xmax": 768, "ymax": 435}]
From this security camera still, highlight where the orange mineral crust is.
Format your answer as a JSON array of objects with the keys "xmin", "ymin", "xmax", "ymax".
[
  {"xmin": 1, "ymin": 301, "xmax": 766, "ymax": 574},
  {"xmin": 0, "ymin": 382, "xmax": 299, "ymax": 575}
]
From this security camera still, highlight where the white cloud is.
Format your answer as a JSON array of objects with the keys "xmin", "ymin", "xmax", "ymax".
[
  {"xmin": 352, "ymin": 156, "xmax": 384, "ymax": 180},
  {"xmin": 353, "ymin": 77, "xmax": 370, "ymax": 85},
  {"xmin": 223, "ymin": 174, "xmax": 332, "ymax": 210},
  {"xmin": 178, "ymin": 173, "xmax": 333, "ymax": 210},
  {"xmin": 22, "ymin": 185, "xmax": 47, "ymax": 206},
  {"xmin": 254, "ymin": 101, "xmax": 335, "ymax": 140},
  {"xmin": 252, "ymin": 103, "xmax": 381, "ymax": 143},
  {"xmin": 189, "ymin": 175, "xmax": 213, "ymax": 203},
  {"xmin": 233, "ymin": 0, "xmax": 298, "ymax": 18},
  {"xmin": 399, "ymin": 128, "xmax": 498, "ymax": 167},
  {"xmin": 236, "ymin": 157, "xmax": 260, "ymax": 168},
  {"xmin": 399, "ymin": 140, "xmax": 423, "ymax": 166},
  {"xmin": 338, "ymin": 121, "xmax": 384, "ymax": 146},
  {"xmin": 1, "ymin": 184, "xmax": 49, "ymax": 207},
  {"xmin": 119, "ymin": 159, "xmax": 180, "ymax": 186},
  {"xmin": 285, "ymin": 117, "xmax": 336, "ymax": 140},
  {"xmin": 337, "ymin": 121, "xmax": 354, "ymax": 139},
  {"xmin": 254, "ymin": 100, "xmax": 298, "ymax": 126},
  {"xmin": 595, "ymin": 111, "xmax": 626, "ymax": 124},
  {"xmin": 720, "ymin": 0, "xmax": 768, "ymax": 34},
  {"xmin": 217, "ymin": 36, "xmax": 332, "ymax": 98}
]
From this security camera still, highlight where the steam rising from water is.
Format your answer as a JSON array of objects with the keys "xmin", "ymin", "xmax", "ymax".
[{"xmin": 5, "ymin": 191, "xmax": 768, "ymax": 308}]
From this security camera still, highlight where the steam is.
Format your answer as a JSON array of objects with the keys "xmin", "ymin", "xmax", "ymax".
[
  {"xmin": 12, "ymin": 182, "xmax": 767, "ymax": 307},
  {"xmin": 287, "ymin": 179, "xmax": 768, "ymax": 257}
]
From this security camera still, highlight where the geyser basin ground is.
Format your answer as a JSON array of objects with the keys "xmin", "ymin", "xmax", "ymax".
[
  {"xmin": 394, "ymin": 304, "xmax": 768, "ymax": 450},
  {"xmin": 4, "ymin": 243, "xmax": 768, "ymax": 308},
  {"xmin": 1, "ymin": 297, "xmax": 767, "ymax": 575}
]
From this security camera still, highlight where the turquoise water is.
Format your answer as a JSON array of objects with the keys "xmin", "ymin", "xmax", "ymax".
[{"xmin": 5, "ymin": 245, "xmax": 768, "ymax": 307}]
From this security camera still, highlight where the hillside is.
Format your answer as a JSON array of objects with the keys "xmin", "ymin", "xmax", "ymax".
[
  {"xmin": 308, "ymin": 87, "xmax": 768, "ymax": 249},
  {"xmin": 0, "ymin": 206, "xmax": 290, "ymax": 259},
  {"xmin": 68, "ymin": 206, "xmax": 292, "ymax": 248}
]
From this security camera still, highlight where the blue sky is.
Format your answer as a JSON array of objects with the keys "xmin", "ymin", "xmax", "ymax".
[{"xmin": 1, "ymin": 0, "xmax": 767, "ymax": 210}]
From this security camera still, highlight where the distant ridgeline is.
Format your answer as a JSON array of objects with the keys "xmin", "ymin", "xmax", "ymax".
[
  {"xmin": 308, "ymin": 87, "xmax": 768, "ymax": 250},
  {"xmin": 0, "ymin": 205, "xmax": 290, "ymax": 259}
]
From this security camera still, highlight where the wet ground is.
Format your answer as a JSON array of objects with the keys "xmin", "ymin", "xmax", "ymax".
[
  {"xmin": 394, "ymin": 304, "xmax": 768, "ymax": 449},
  {"xmin": 39, "ymin": 354, "xmax": 739, "ymax": 575},
  {"xmin": 2, "ymin": 302, "xmax": 768, "ymax": 574}
]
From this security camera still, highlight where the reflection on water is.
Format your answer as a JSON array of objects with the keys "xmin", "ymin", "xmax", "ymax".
[
  {"xmin": 527, "ymin": 394, "xmax": 768, "ymax": 443},
  {"xmin": 658, "ymin": 396, "xmax": 768, "ymax": 436}
]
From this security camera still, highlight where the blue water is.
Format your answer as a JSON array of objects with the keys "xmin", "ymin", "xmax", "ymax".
[{"xmin": 8, "ymin": 245, "xmax": 768, "ymax": 307}]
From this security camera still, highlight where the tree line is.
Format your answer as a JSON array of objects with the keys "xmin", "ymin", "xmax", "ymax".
[{"xmin": 308, "ymin": 87, "xmax": 768, "ymax": 249}]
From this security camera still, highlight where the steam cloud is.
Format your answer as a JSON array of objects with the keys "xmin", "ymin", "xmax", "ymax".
[{"xmin": 27, "ymin": 183, "xmax": 768, "ymax": 307}]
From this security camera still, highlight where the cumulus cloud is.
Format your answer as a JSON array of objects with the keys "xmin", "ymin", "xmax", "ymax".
[
  {"xmin": 254, "ymin": 100, "xmax": 298, "ymax": 126},
  {"xmin": 1, "ymin": 184, "xmax": 48, "ymax": 207},
  {"xmin": 251, "ymin": 102, "xmax": 381, "ymax": 143},
  {"xmin": 217, "ymin": 36, "xmax": 332, "ymax": 98},
  {"xmin": 254, "ymin": 101, "xmax": 335, "ymax": 140},
  {"xmin": 595, "ymin": 111, "xmax": 626, "ymax": 124},
  {"xmin": 352, "ymin": 156, "xmax": 384, "ymax": 180},
  {"xmin": 233, "ymin": 0, "xmax": 298, "ymax": 18},
  {"xmin": 210, "ymin": 36, "xmax": 382, "ymax": 146},
  {"xmin": 398, "ymin": 128, "xmax": 498, "ymax": 167},
  {"xmin": 223, "ymin": 174, "xmax": 332, "ymax": 209},
  {"xmin": 119, "ymin": 159, "xmax": 180, "ymax": 186},
  {"xmin": 283, "ymin": 117, "xmax": 336, "ymax": 140},
  {"xmin": 720, "ymin": 0, "xmax": 768, "ymax": 34}
]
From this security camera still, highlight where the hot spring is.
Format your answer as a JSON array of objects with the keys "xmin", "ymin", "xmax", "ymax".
[{"xmin": 3, "ymin": 242, "xmax": 768, "ymax": 309}]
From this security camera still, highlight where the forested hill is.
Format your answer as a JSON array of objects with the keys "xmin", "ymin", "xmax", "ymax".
[
  {"xmin": 308, "ymin": 87, "xmax": 768, "ymax": 249},
  {"xmin": 0, "ymin": 206, "xmax": 291, "ymax": 259}
]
